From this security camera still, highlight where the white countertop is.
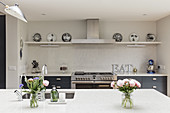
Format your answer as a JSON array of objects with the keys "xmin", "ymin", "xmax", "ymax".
[
  {"xmin": 117, "ymin": 73, "xmax": 167, "ymax": 76},
  {"xmin": 26, "ymin": 72, "xmax": 72, "ymax": 76},
  {"xmin": 25, "ymin": 72, "xmax": 167, "ymax": 77},
  {"xmin": 1, "ymin": 89, "xmax": 170, "ymax": 113}
]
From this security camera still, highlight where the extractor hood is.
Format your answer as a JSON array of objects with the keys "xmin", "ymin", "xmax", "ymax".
[{"xmin": 72, "ymin": 19, "xmax": 115, "ymax": 44}]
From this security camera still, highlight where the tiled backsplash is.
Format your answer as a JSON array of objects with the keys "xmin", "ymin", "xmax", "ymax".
[
  {"xmin": 25, "ymin": 21, "xmax": 157, "ymax": 73},
  {"xmin": 27, "ymin": 44, "xmax": 157, "ymax": 73}
]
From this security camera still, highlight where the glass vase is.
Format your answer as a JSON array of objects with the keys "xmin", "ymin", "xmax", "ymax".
[
  {"xmin": 30, "ymin": 93, "xmax": 38, "ymax": 108},
  {"xmin": 122, "ymin": 93, "xmax": 133, "ymax": 109},
  {"xmin": 38, "ymin": 90, "xmax": 46, "ymax": 101}
]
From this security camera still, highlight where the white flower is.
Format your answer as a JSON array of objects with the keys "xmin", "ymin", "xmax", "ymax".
[
  {"xmin": 131, "ymin": 79, "xmax": 141, "ymax": 88},
  {"xmin": 123, "ymin": 78, "xmax": 129, "ymax": 84},
  {"xmin": 110, "ymin": 81, "xmax": 115, "ymax": 87},
  {"xmin": 117, "ymin": 80, "xmax": 124, "ymax": 87},
  {"xmin": 129, "ymin": 80, "xmax": 135, "ymax": 87},
  {"xmin": 136, "ymin": 81, "xmax": 141, "ymax": 88},
  {"xmin": 43, "ymin": 80, "xmax": 49, "ymax": 87},
  {"xmin": 28, "ymin": 78, "xmax": 33, "ymax": 82}
]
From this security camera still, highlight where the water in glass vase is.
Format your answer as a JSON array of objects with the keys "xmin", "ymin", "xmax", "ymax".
[
  {"xmin": 122, "ymin": 93, "xmax": 133, "ymax": 109},
  {"xmin": 30, "ymin": 93, "xmax": 38, "ymax": 108}
]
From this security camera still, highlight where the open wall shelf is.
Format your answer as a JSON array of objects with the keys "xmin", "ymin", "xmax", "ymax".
[
  {"xmin": 115, "ymin": 42, "xmax": 161, "ymax": 45},
  {"xmin": 24, "ymin": 41, "xmax": 161, "ymax": 46},
  {"xmin": 24, "ymin": 41, "xmax": 72, "ymax": 45}
]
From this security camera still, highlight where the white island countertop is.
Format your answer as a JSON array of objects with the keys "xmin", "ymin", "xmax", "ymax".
[{"xmin": 0, "ymin": 89, "xmax": 170, "ymax": 113}]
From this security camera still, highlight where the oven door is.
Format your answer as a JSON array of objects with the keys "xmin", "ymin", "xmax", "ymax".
[{"xmin": 71, "ymin": 81, "xmax": 112, "ymax": 89}]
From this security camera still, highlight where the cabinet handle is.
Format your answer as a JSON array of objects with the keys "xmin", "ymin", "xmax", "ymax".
[
  {"xmin": 56, "ymin": 86, "xmax": 61, "ymax": 89},
  {"xmin": 152, "ymin": 86, "xmax": 157, "ymax": 89},
  {"xmin": 152, "ymin": 78, "xmax": 157, "ymax": 81},
  {"xmin": 56, "ymin": 78, "xmax": 61, "ymax": 81}
]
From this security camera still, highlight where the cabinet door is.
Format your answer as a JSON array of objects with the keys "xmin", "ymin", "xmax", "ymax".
[
  {"xmin": 45, "ymin": 76, "xmax": 71, "ymax": 89},
  {"xmin": 142, "ymin": 76, "xmax": 167, "ymax": 95},
  {"xmin": 22, "ymin": 76, "xmax": 71, "ymax": 89}
]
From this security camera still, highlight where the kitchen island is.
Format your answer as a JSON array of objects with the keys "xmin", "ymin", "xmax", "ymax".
[{"xmin": 0, "ymin": 89, "xmax": 170, "ymax": 113}]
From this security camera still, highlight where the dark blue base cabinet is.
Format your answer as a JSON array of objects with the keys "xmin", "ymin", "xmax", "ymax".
[
  {"xmin": 45, "ymin": 76, "xmax": 71, "ymax": 89},
  {"xmin": 22, "ymin": 76, "xmax": 71, "ymax": 89},
  {"xmin": 117, "ymin": 76, "xmax": 167, "ymax": 95}
]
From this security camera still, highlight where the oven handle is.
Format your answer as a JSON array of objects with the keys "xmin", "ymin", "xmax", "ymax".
[
  {"xmin": 94, "ymin": 81, "xmax": 112, "ymax": 84},
  {"xmin": 72, "ymin": 81, "xmax": 94, "ymax": 84},
  {"xmin": 72, "ymin": 81, "xmax": 113, "ymax": 84},
  {"xmin": 98, "ymin": 85, "xmax": 110, "ymax": 88}
]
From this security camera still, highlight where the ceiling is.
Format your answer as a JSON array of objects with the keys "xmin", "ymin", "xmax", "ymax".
[{"xmin": 0, "ymin": 0, "xmax": 170, "ymax": 21}]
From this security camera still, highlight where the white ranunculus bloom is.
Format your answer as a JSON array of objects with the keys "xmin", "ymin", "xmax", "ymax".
[
  {"xmin": 117, "ymin": 80, "xmax": 124, "ymax": 87},
  {"xmin": 123, "ymin": 78, "xmax": 129, "ymax": 84},
  {"xmin": 110, "ymin": 81, "xmax": 115, "ymax": 87},
  {"xmin": 129, "ymin": 80, "xmax": 135, "ymax": 87},
  {"xmin": 43, "ymin": 80, "xmax": 49, "ymax": 87},
  {"xmin": 136, "ymin": 81, "xmax": 141, "ymax": 88}
]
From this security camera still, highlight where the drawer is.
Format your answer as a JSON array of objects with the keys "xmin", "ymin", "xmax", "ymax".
[
  {"xmin": 142, "ymin": 76, "xmax": 167, "ymax": 87},
  {"xmin": 44, "ymin": 76, "xmax": 71, "ymax": 83},
  {"xmin": 142, "ymin": 76, "xmax": 167, "ymax": 95},
  {"xmin": 46, "ymin": 82, "xmax": 71, "ymax": 89},
  {"xmin": 117, "ymin": 76, "xmax": 142, "ymax": 83},
  {"xmin": 22, "ymin": 76, "xmax": 71, "ymax": 89}
]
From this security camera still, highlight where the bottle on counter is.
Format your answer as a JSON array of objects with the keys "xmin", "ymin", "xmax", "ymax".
[{"xmin": 51, "ymin": 85, "xmax": 59, "ymax": 102}]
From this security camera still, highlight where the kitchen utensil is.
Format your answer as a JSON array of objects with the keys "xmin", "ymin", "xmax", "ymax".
[
  {"xmin": 33, "ymin": 33, "xmax": 41, "ymax": 42},
  {"xmin": 47, "ymin": 33, "xmax": 57, "ymax": 42},
  {"xmin": 129, "ymin": 33, "xmax": 139, "ymax": 42},
  {"xmin": 62, "ymin": 33, "xmax": 72, "ymax": 42},
  {"xmin": 113, "ymin": 33, "xmax": 123, "ymax": 42}
]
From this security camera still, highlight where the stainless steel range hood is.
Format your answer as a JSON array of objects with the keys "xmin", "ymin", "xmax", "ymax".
[{"xmin": 72, "ymin": 19, "xmax": 114, "ymax": 44}]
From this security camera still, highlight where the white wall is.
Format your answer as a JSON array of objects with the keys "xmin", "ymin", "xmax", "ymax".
[
  {"xmin": 6, "ymin": 15, "xmax": 27, "ymax": 89},
  {"xmin": 17, "ymin": 20, "xmax": 28, "ymax": 76},
  {"xmin": 156, "ymin": 15, "xmax": 170, "ymax": 96},
  {"xmin": 26, "ymin": 21, "xmax": 157, "ymax": 73},
  {"xmin": 6, "ymin": 15, "xmax": 18, "ymax": 89}
]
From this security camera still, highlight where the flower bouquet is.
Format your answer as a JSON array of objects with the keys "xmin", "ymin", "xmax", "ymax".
[
  {"xmin": 20, "ymin": 76, "xmax": 49, "ymax": 108},
  {"xmin": 111, "ymin": 78, "xmax": 141, "ymax": 108}
]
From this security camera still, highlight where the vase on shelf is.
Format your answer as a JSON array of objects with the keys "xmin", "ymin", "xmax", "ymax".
[
  {"xmin": 30, "ymin": 93, "xmax": 38, "ymax": 108},
  {"xmin": 122, "ymin": 93, "xmax": 133, "ymax": 109}
]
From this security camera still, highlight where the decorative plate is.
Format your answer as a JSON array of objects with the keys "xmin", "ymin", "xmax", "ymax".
[
  {"xmin": 47, "ymin": 33, "xmax": 57, "ymax": 42},
  {"xmin": 62, "ymin": 33, "xmax": 72, "ymax": 42},
  {"xmin": 33, "ymin": 33, "xmax": 41, "ymax": 42},
  {"xmin": 20, "ymin": 39, "xmax": 23, "ymax": 48},
  {"xmin": 113, "ymin": 33, "xmax": 123, "ymax": 42},
  {"xmin": 146, "ymin": 33, "xmax": 156, "ymax": 42},
  {"xmin": 129, "ymin": 33, "xmax": 139, "ymax": 42}
]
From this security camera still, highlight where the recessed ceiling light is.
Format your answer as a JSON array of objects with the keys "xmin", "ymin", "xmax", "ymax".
[{"xmin": 41, "ymin": 13, "xmax": 46, "ymax": 16}]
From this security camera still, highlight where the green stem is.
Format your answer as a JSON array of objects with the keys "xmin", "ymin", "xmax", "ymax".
[{"xmin": 122, "ymin": 93, "xmax": 133, "ymax": 108}]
